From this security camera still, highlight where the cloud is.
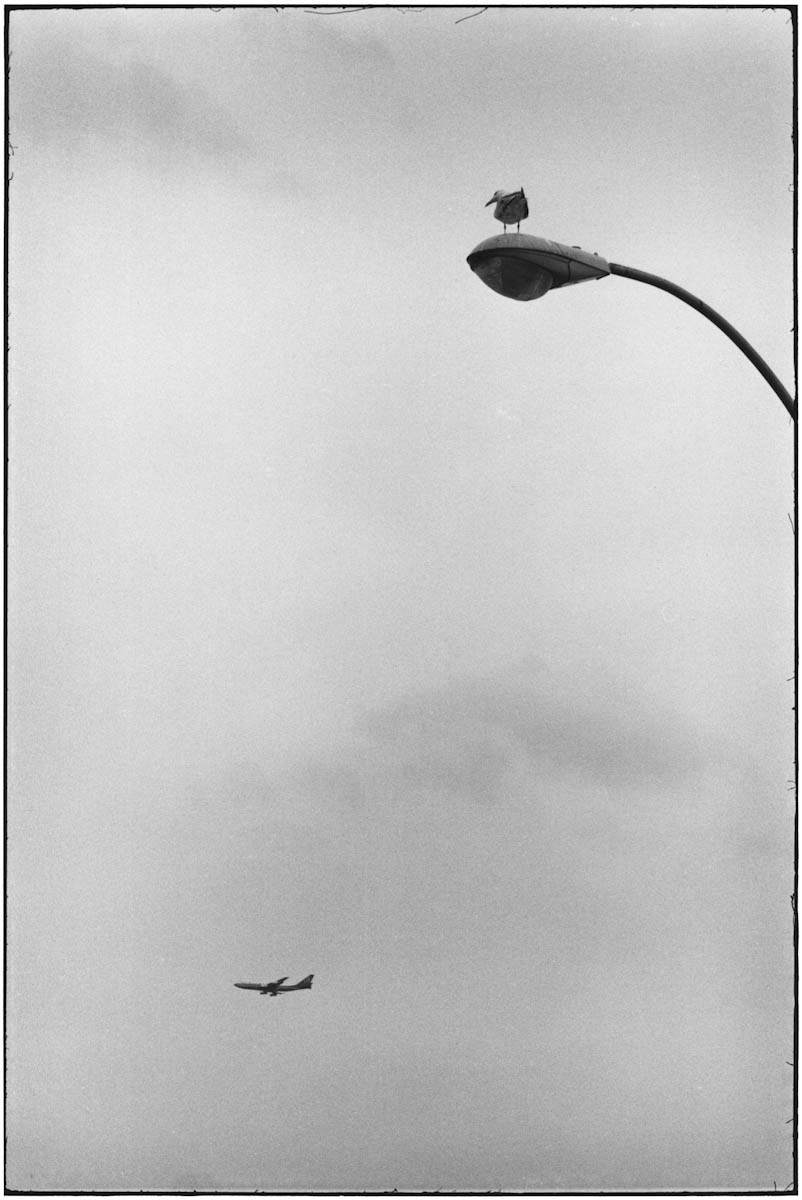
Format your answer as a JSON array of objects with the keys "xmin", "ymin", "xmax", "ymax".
[
  {"xmin": 228, "ymin": 656, "xmax": 704, "ymax": 819},
  {"xmin": 13, "ymin": 34, "xmax": 248, "ymax": 170},
  {"xmin": 313, "ymin": 22, "xmax": 396, "ymax": 68},
  {"xmin": 353, "ymin": 657, "xmax": 702, "ymax": 801}
]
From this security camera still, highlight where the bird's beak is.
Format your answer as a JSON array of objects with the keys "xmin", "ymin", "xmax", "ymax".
[{"xmin": 485, "ymin": 197, "xmax": 495, "ymax": 206}]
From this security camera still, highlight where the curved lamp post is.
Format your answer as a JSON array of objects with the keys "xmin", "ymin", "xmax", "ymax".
[{"xmin": 467, "ymin": 233, "xmax": 796, "ymax": 421}]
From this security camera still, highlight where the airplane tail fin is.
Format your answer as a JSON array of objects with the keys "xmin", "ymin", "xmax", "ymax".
[{"xmin": 298, "ymin": 974, "xmax": 314, "ymax": 988}]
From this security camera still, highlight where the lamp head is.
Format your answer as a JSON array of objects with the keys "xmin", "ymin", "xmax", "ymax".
[{"xmin": 467, "ymin": 233, "xmax": 611, "ymax": 302}]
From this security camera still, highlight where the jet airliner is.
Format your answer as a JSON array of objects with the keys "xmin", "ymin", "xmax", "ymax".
[{"xmin": 234, "ymin": 974, "xmax": 314, "ymax": 997}]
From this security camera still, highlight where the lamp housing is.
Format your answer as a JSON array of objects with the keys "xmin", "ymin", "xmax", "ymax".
[{"xmin": 467, "ymin": 233, "xmax": 611, "ymax": 301}]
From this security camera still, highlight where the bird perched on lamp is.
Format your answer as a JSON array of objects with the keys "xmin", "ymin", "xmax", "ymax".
[{"xmin": 486, "ymin": 188, "xmax": 529, "ymax": 232}]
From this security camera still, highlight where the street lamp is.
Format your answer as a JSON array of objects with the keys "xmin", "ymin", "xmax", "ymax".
[{"xmin": 467, "ymin": 232, "xmax": 796, "ymax": 421}]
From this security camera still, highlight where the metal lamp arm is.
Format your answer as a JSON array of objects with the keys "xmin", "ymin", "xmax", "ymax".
[{"xmin": 608, "ymin": 262, "xmax": 796, "ymax": 421}]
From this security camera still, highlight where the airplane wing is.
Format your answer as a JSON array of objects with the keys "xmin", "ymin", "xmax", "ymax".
[
  {"xmin": 275, "ymin": 974, "xmax": 314, "ymax": 992},
  {"xmin": 235, "ymin": 977, "xmax": 288, "ymax": 991}
]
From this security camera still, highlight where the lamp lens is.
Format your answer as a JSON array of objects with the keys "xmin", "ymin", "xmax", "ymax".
[{"xmin": 469, "ymin": 254, "xmax": 553, "ymax": 302}]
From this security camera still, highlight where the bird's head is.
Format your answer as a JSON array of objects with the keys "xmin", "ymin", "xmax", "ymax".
[{"xmin": 485, "ymin": 190, "xmax": 506, "ymax": 206}]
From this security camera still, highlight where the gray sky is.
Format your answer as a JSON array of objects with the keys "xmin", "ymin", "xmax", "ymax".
[{"xmin": 7, "ymin": 5, "xmax": 795, "ymax": 1193}]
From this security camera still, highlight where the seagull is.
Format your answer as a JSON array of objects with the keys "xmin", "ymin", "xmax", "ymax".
[{"xmin": 486, "ymin": 188, "xmax": 529, "ymax": 232}]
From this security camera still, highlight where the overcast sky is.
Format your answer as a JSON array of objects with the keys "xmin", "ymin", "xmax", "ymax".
[{"xmin": 7, "ymin": 5, "xmax": 796, "ymax": 1194}]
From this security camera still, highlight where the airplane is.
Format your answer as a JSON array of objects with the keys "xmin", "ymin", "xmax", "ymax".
[{"xmin": 234, "ymin": 974, "xmax": 314, "ymax": 997}]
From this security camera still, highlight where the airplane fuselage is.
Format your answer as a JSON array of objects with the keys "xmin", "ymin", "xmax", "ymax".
[{"xmin": 234, "ymin": 975, "xmax": 314, "ymax": 996}]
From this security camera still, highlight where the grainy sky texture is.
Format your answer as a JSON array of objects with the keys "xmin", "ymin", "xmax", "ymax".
[{"xmin": 7, "ymin": 5, "xmax": 796, "ymax": 1194}]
